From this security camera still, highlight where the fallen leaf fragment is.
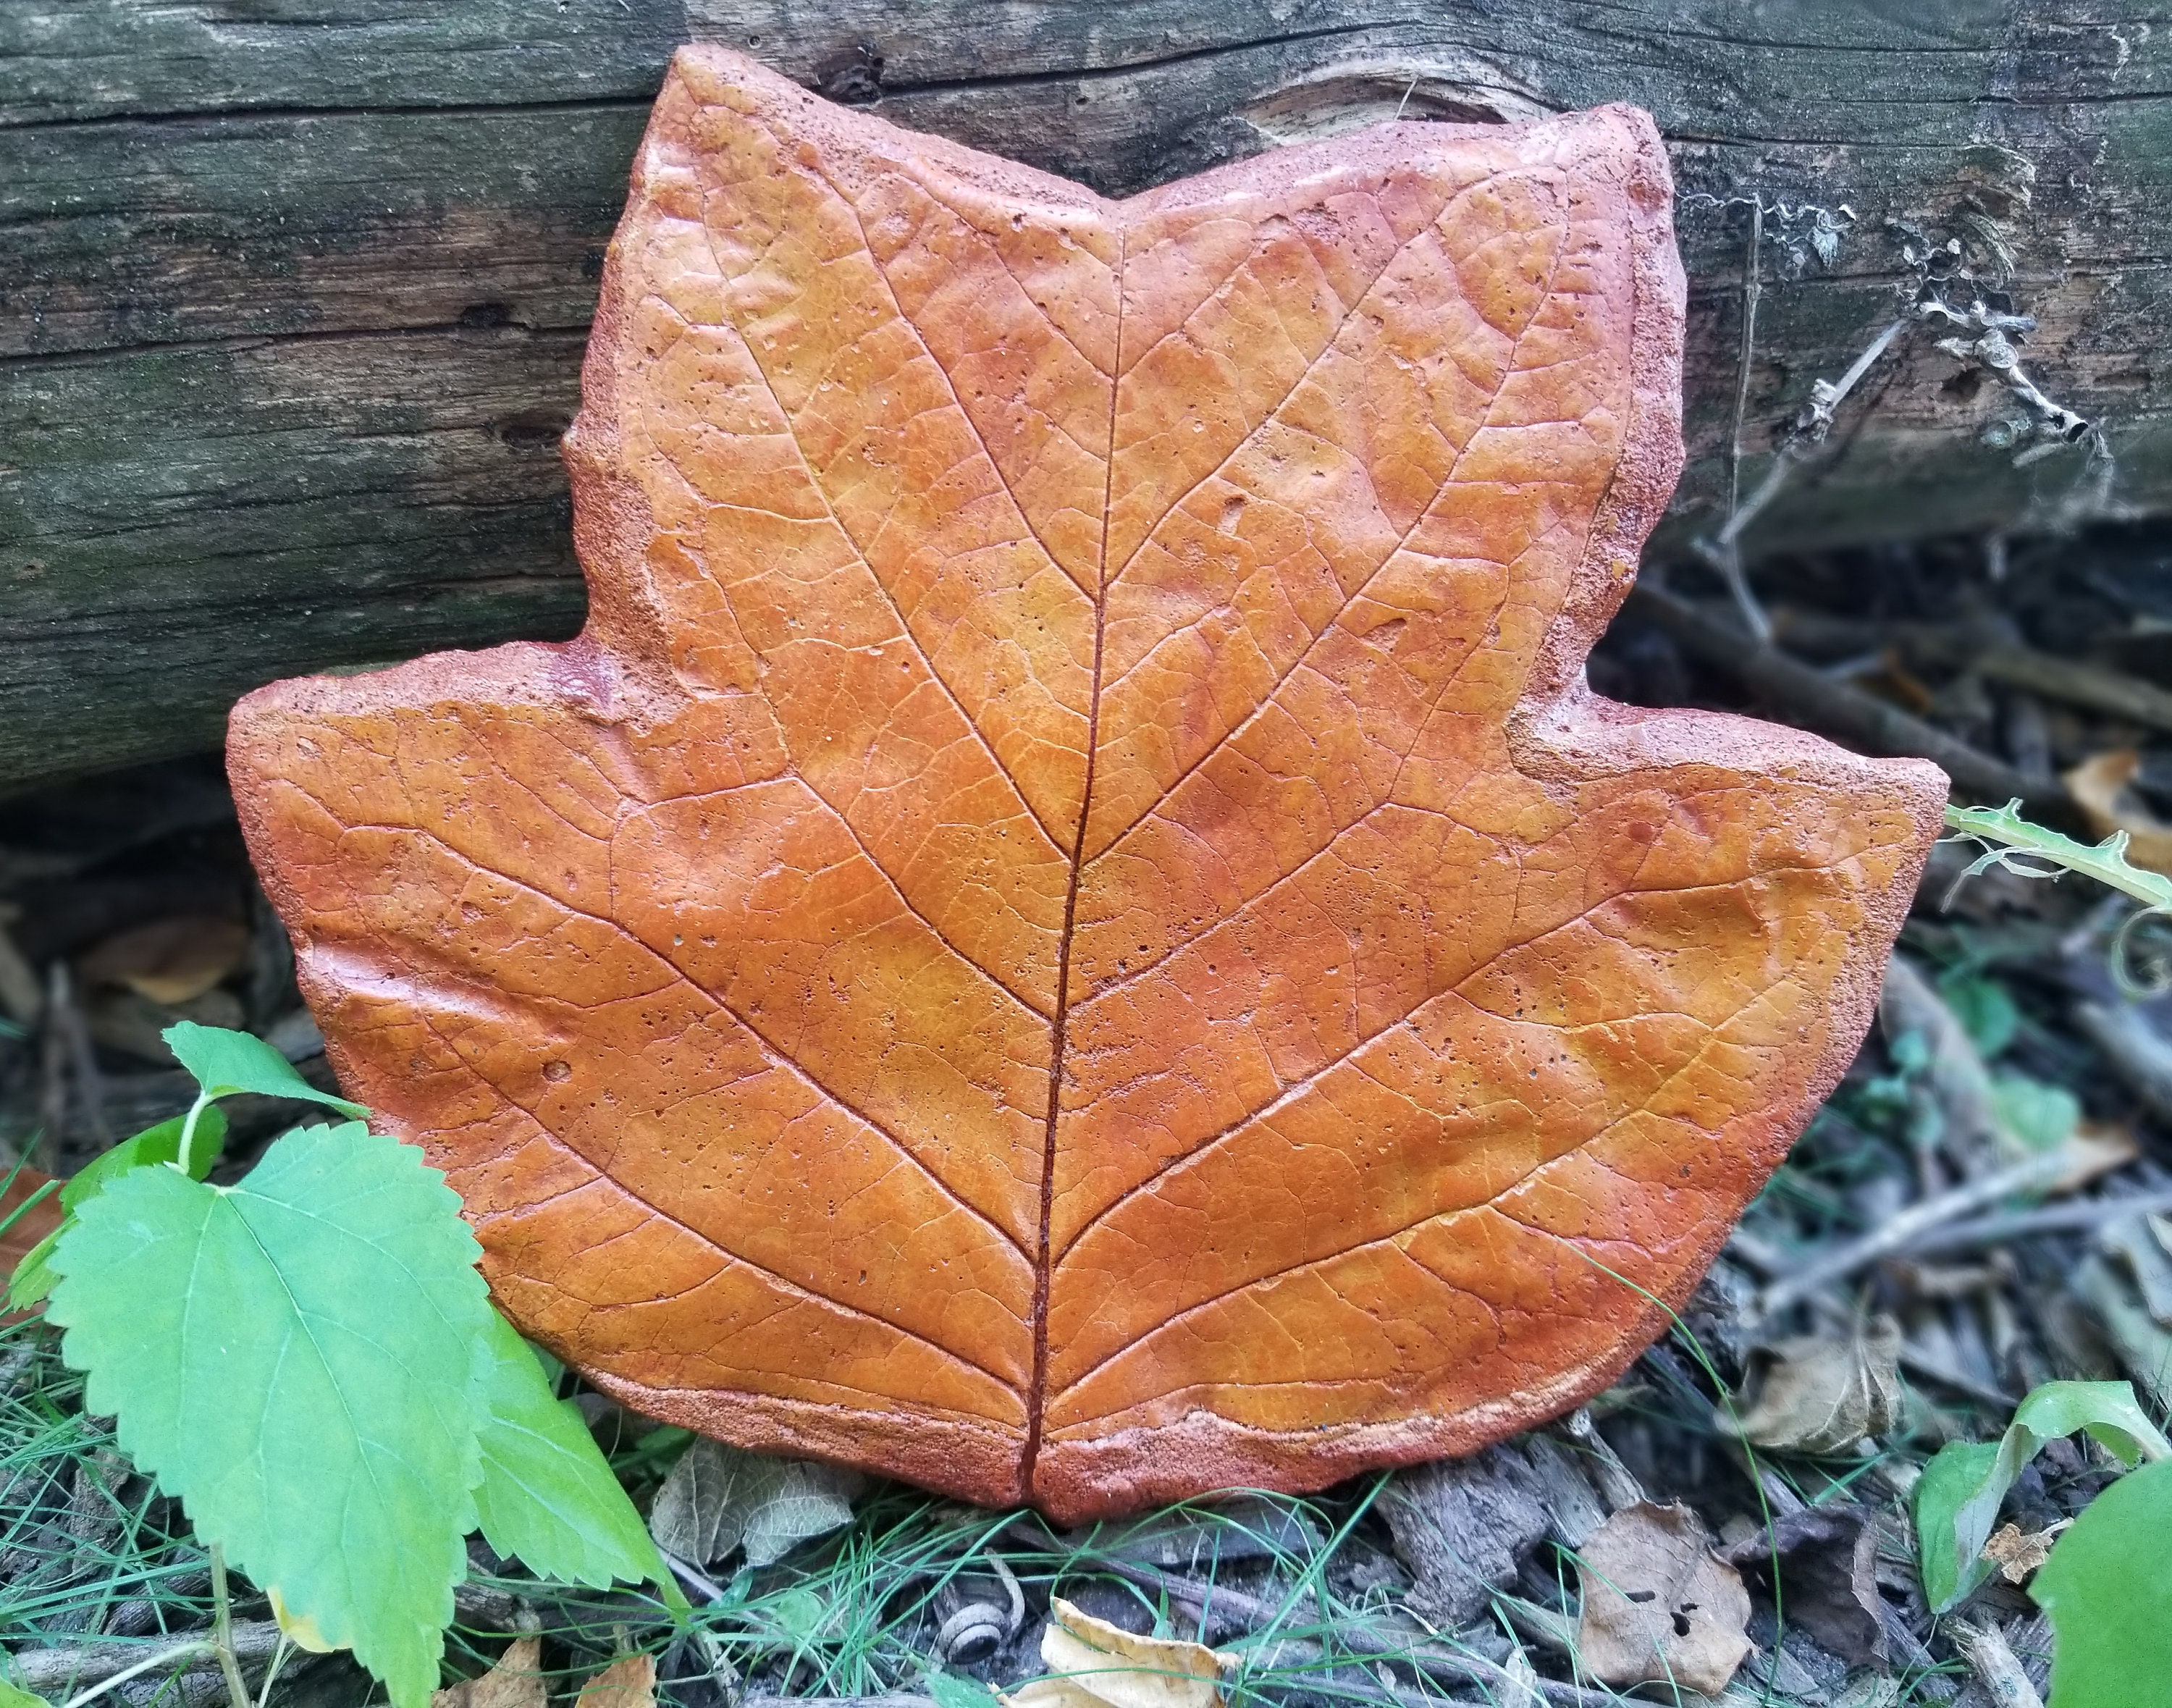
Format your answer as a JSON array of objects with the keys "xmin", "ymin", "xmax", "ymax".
[
  {"xmin": 1984, "ymin": 1520, "xmax": 2066, "ymax": 1585},
  {"xmin": 78, "ymin": 914, "xmax": 251, "ymax": 1006},
  {"xmin": 434, "ymin": 1636, "xmax": 547, "ymax": 1708},
  {"xmin": 1573, "ymin": 1502, "xmax": 1751, "ymax": 1696},
  {"xmin": 1720, "ymin": 1504, "xmax": 1885, "ymax": 1666},
  {"xmin": 2067, "ymin": 751, "xmax": 2172, "ymax": 877},
  {"xmin": 1001, "ymin": 1596, "xmax": 1234, "ymax": 1708},
  {"xmin": 1729, "ymin": 1318, "xmax": 1902, "ymax": 1455},
  {"xmin": 648, "ymin": 1436, "xmax": 862, "ymax": 1568},
  {"xmin": 0, "ymin": 1164, "xmax": 60, "ymax": 1285},
  {"xmin": 576, "ymin": 1654, "xmax": 657, "ymax": 1708}
]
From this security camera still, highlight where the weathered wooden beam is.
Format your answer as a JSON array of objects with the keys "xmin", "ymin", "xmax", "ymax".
[{"xmin": 4, "ymin": 0, "xmax": 2169, "ymax": 790}]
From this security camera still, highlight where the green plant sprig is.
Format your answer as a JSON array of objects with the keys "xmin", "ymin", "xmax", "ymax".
[
  {"xmin": 9, "ymin": 1024, "xmax": 684, "ymax": 1708},
  {"xmin": 1942, "ymin": 800, "xmax": 2171, "ymax": 994},
  {"xmin": 1943, "ymin": 801, "xmax": 2172, "ymax": 912}
]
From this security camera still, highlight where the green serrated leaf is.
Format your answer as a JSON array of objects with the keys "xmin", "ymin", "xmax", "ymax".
[
  {"xmin": 1914, "ymin": 1379, "xmax": 2171, "ymax": 1612},
  {"xmin": 472, "ymin": 1309, "xmax": 682, "ymax": 1607},
  {"xmin": 8, "ymin": 1110, "xmax": 227, "ymax": 1313},
  {"xmin": 47, "ymin": 1122, "xmax": 492, "ymax": 1708},
  {"xmin": 164, "ymin": 1021, "xmax": 365, "ymax": 1116},
  {"xmin": 2033, "ymin": 1455, "xmax": 2172, "ymax": 1706},
  {"xmin": 0, "ymin": 1681, "xmax": 45, "ymax": 1707}
]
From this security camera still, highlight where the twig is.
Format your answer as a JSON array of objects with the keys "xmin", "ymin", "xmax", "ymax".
[
  {"xmin": 1895, "ymin": 1342, "xmax": 2016, "ymax": 1409},
  {"xmin": 1949, "ymin": 1619, "xmax": 2047, "ymax": 1708},
  {"xmin": 1719, "ymin": 195, "xmax": 1771, "ymax": 642},
  {"xmin": 2073, "ymin": 1002, "xmax": 2172, "ymax": 1127},
  {"xmin": 1753, "ymin": 1137, "xmax": 2134, "ymax": 1319},
  {"xmin": 660, "ymin": 1547, "xmax": 730, "ymax": 1606},
  {"xmin": 49, "ymin": 962, "xmax": 109, "ymax": 1149},
  {"xmin": 1769, "ymin": 612, "xmax": 2172, "ymax": 736},
  {"xmin": 210, "ymin": 1544, "xmax": 253, "ymax": 1708},
  {"xmin": 57, "ymin": 1641, "xmax": 214, "ymax": 1708},
  {"xmin": 0, "ymin": 911, "xmax": 42, "ymax": 1029},
  {"xmin": 11, "ymin": 1624, "xmax": 283, "ymax": 1695},
  {"xmin": 1902, "ymin": 1187, "xmax": 2172, "ymax": 1259},
  {"xmin": 1624, "ymin": 585, "xmax": 2061, "ymax": 807},
  {"xmin": 1972, "ymin": 644, "xmax": 2172, "ymax": 737},
  {"xmin": 1707, "ymin": 316, "xmax": 1908, "ymax": 559}
]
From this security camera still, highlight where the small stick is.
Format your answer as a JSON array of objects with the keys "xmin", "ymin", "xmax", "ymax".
[
  {"xmin": 1950, "ymin": 1620, "xmax": 2047, "ymax": 1708},
  {"xmin": 1624, "ymin": 585, "xmax": 2059, "ymax": 809},
  {"xmin": 1902, "ymin": 1187, "xmax": 2172, "ymax": 1258},
  {"xmin": 209, "ymin": 1544, "xmax": 253, "ymax": 1708},
  {"xmin": 49, "ymin": 962, "xmax": 109, "ymax": 1148},
  {"xmin": 58, "ymin": 1641, "xmax": 213, "ymax": 1708},
  {"xmin": 1719, "ymin": 196, "xmax": 1772, "ymax": 642},
  {"xmin": 1754, "ymin": 1137, "xmax": 2132, "ymax": 1319},
  {"xmin": 2074, "ymin": 1002, "xmax": 2172, "ymax": 1127},
  {"xmin": 12, "ymin": 1624, "xmax": 282, "ymax": 1696}
]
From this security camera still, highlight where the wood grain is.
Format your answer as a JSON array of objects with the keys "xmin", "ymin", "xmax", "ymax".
[{"xmin": 9, "ymin": 0, "xmax": 2170, "ymax": 791}]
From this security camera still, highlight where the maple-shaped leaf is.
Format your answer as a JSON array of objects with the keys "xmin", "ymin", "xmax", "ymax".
[{"xmin": 228, "ymin": 47, "xmax": 1944, "ymax": 1522}]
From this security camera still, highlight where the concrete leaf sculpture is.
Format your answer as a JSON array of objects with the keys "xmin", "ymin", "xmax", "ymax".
[{"xmin": 229, "ymin": 47, "xmax": 1945, "ymax": 1521}]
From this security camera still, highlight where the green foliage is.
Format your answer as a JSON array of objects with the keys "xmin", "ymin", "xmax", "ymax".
[
  {"xmin": 163, "ymin": 1019, "xmax": 365, "ymax": 1116},
  {"xmin": 1944, "ymin": 800, "xmax": 2172, "ymax": 912},
  {"xmin": 2032, "ymin": 1456, "xmax": 2172, "ymax": 1707},
  {"xmin": 1987, "ymin": 1073, "xmax": 2081, "ymax": 1150},
  {"xmin": 48, "ymin": 1122, "xmax": 489, "ymax": 1707},
  {"xmin": 473, "ymin": 1310, "xmax": 684, "ymax": 1608},
  {"xmin": 0, "ymin": 1680, "xmax": 43, "ymax": 1707},
  {"xmin": 1944, "ymin": 800, "xmax": 2172, "ymax": 995},
  {"xmin": 1938, "ymin": 970, "xmax": 2020, "ymax": 1058},
  {"xmin": 1914, "ymin": 1379, "xmax": 2171, "ymax": 1612},
  {"xmin": 10, "ymin": 1026, "xmax": 677, "ymax": 1707},
  {"xmin": 8, "ymin": 1107, "xmax": 226, "ymax": 1311}
]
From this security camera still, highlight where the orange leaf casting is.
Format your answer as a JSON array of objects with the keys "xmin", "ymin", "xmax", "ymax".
[{"xmin": 229, "ymin": 49, "xmax": 1945, "ymax": 1521}]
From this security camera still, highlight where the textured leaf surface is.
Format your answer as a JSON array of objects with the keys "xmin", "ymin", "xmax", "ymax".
[
  {"xmin": 46, "ymin": 1123, "xmax": 492, "ymax": 1707},
  {"xmin": 2033, "ymin": 1456, "xmax": 2172, "ymax": 1706},
  {"xmin": 9, "ymin": 1108, "xmax": 225, "ymax": 1311},
  {"xmin": 649, "ymin": 1436, "xmax": 863, "ymax": 1568},
  {"xmin": 473, "ymin": 1308, "xmax": 677, "ymax": 1596},
  {"xmin": 228, "ymin": 47, "xmax": 1945, "ymax": 1520}
]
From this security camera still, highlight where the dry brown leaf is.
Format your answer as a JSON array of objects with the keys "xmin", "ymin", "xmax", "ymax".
[
  {"xmin": 2067, "ymin": 750, "xmax": 2172, "ymax": 877},
  {"xmin": 433, "ymin": 1636, "xmax": 547, "ymax": 1708},
  {"xmin": 1720, "ymin": 1504, "xmax": 1885, "ymax": 1667},
  {"xmin": 1574, "ymin": 1501, "xmax": 1751, "ymax": 1696},
  {"xmin": 1983, "ymin": 1520, "xmax": 2067, "ymax": 1585},
  {"xmin": 0, "ymin": 1162, "xmax": 60, "ymax": 1284},
  {"xmin": 576, "ymin": 1653, "xmax": 657, "ymax": 1708},
  {"xmin": 1001, "ymin": 1596, "xmax": 1234, "ymax": 1708},
  {"xmin": 1729, "ymin": 1318, "xmax": 1902, "ymax": 1455},
  {"xmin": 227, "ymin": 45, "xmax": 1945, "ymax": 1520},
  {"xmin": 649, "ymin": 1436, "xmax": 862, "ymax": 1568},
  {"xmin": 77, "ymin": 914, "xmax": 250, "ymax": 1006}
]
